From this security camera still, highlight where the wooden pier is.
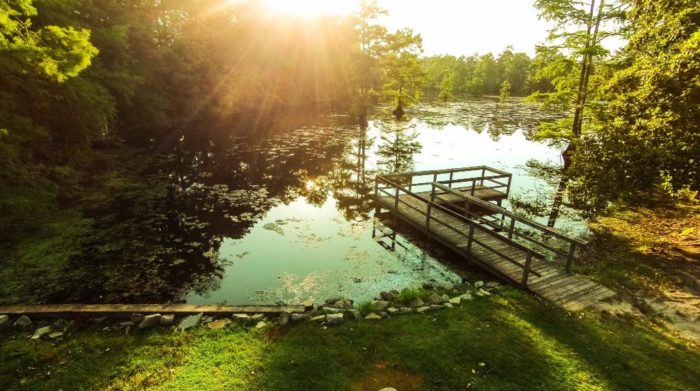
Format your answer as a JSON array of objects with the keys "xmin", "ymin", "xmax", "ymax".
[{"xmin": 374, "ymin": 166, "xmax": 616, "ymax": 311}]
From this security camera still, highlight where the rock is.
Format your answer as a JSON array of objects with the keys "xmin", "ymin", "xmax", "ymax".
[
  {"xmin": 139, "ymin": 314, "xmax": 162, "ymax": 329},
  {"xmin": 364, "ymin": 313, "xmax": 382, "ymax": 320},
  {"xmin": 93, "ymin": 316, "xmax": 108, "ymax": 324},
  {"xmin": 48, "ymin": 331, "xmax": 65, "ymax": 340},
  {"xmin": 207, "ymin": 319, "xmax": 231, "ymax": 330},
  {"xmin": 334, "ymin": 298, "xmax": 354, "ymax": 309},
  {"xmin": 291, "ymin": 313, "xmax": 308, "ymax": 322},
  {"xmin": 254, "ymin": 321, "xmax": 267, "ymax": 329},
  {"xmin": 408, "ymin": 297, "xmax": 425, "ymax": 308},
  {"xmin": 460, "ymin": 293, "xmax": 473, "ymax": 301},
  {"xmin": 416, "ymin": 306, "xmax": 432, "ymax": 313},
  {"xmin": 379, "ymin": 388, "xmax": 398, "ymax": 391},
  {"xmin": 14, "ymin": 315, "xmax": 32, "ymax": 328},
  {"xmin": 474, "ymin": 281, "xmax": 484, "ymax": 288},
  {"xmin": 130, "ymin": 313, "xmax": 145, "ymax": 323},
  {"xmin": 380, "ymin": 291, "xmax": 399, "ymax": 301},
  {"xmin": 232, "ymin": 314, "xmax": 251, "ymax": 323},
  {"xmin": 476, "ymin": 289, "xmax": 491, "ymax": 297},
  {"xmin": 160, "ymin": 314, "xmax": 175, "ymax": 325},
  {"xmin": 426, "ymin": 292, "xmax": 446, "ymax": 305},
  {"xmin": 486, "ymin": 281, "xmax": 500, "ymax": 289},
  {"xmin": 117, "ymin": 321, "xmax": 135, "ymax": 330},
  {"xmin": 278, "ymin": 312, "xmax": 291, "ymax": 326},
  {"xmin": 444, "ymin": 303, "xmax": 454, "ymax": 308},
  {"xmin": 52, "ymin": 319, "xmax": 72, "ymax": 331},
  {"xmin": 177, "ymin": 313, "xmax": 203, "ymax": 331},
  {"xmin": 310, "ymin": 315, "xmax": 326, "ymax": 323},
  {"xmin": 326, "ymin": 313, "xmax": 344, "ymax": 325},
  {"xmin": 31, "ymin": 326, "xmax": 52, "ymax": 340},
  {"xmin": 449, "ymin": 296, "xmax": 462, "ymax": 305},
  {"xmin": 250, "ymin": 314, "xmax": 265, "ymax": 321},
  {"xmin": 430, "ymin": 305, "xmax": 446, "ymax": 310},
  {"xmin": 201, "ymin": 316, "xmax": 214, "ymax": 324},
  {"xmin": 323, "ymin": 307, "xmax": 344, "ymax": 314},
  {"xmin": 371, "ymin": 300, "xmax": 389, "ymax": 311},
  {"xmin": 302, "ymin": 299, "xmax": 315, "ymax": 309},
  {"xmin": 386, "ymin": 307, "xmax": 400, "ymax": 315},
  {"xmin": 400, "ymin": 307, "xmax": 413, "ymax": 314},
  {"xmin": 324, "ymin": 297, "xmax": 342, "ymax": 306},
  {"xmin": 0, "ymin": 315, "xmax": 10, "ymax": 327},
  {"xmin": 346, "ymin": 309, "xmax": 362, "ymax": 320},
  {"xmin": 441, "ymin": 293, "xmax": 450, "ymax": 301},
  {"xmin": 441, "ymin": 282, "xmax": 455, "ymax": 291}
]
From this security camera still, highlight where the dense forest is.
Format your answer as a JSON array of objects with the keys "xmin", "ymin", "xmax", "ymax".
[{"xmin": 1, "ymin": 0, "xmax": 698, "ymax": 254}]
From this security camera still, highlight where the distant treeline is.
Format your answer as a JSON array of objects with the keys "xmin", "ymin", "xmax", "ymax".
[{"xmin": 421, "ymin": 48, "xmax": 553, "ymax": 99}]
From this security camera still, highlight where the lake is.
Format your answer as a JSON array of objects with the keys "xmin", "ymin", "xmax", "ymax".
[
  {"xmin": 175, "ymin": 98, "xmax": 581, "ymax": 305},
  {"xmin": 25, "ymin": 98, "xmax": 585, "ymax": 306}
]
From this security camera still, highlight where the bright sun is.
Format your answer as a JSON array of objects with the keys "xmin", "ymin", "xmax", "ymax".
[{"xmin": 261, "ymin": 0, "xmax": 356, "ymax": 16}]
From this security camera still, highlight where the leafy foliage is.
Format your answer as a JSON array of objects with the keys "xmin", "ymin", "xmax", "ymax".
[{"xmin": 571, "ymin": 0, "xmax": 700, "ymax": 208}]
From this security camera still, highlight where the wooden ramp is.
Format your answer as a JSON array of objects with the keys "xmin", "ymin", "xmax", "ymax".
[
  {"xmin": 375, "ymin": 167, "xmax": 616, "ymax": 311},
  {"xmin": 0, "ymin": 304, "xmax": 306, "ymax": 316}
]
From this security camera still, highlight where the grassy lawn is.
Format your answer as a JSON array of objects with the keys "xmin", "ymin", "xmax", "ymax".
[{"xmin": 2, "ymin": 288, "xmax": 698, "ymax": 390}]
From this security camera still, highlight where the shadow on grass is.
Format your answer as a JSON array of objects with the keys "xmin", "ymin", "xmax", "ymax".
[
  {"xmin": 253, "ymin": 291, "xmax": 700, "ymax": 390},
  {"xmin": 2, "ymin": 292, "xmax": 698, "ymax": 390}
]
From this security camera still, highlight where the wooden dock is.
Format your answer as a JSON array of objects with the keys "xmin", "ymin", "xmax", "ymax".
[
  {"xmin": 374, "ymin": 166, "xmax": 616, "ymax": 311},
  {"xmin": 0, "ymin": 304, "xmax": 306, "ymax": 316}
]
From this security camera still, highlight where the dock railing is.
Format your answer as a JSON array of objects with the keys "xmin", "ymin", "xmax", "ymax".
[
  {"xmin": 430, "ymin": 182, "xmax": 588, "ymax": 273},
  {"xmin": 379, "ymin": 166, "xmax": 512, "ymax": 199},
  {"xmin": 375, "ymin": 174, "xmax": 542, "ymax": 286}
]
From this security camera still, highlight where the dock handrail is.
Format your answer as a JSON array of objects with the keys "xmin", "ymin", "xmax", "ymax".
[
  {"xmin": 381, "ymin": 166, "xmax": 513, "ymax": 198},
  {"xmin": 375, "ymin": 175, "xmax": 542, "ymax": 284},
  {"xmin": 431, "ymin": 182, "xmax": 587, "ymax": 272},
  {"xmin": 379, "ymin": 165, "xmax": 511, "ymax": 178}
]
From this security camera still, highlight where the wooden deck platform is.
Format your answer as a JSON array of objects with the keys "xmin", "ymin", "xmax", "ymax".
[
  {"xmin": 375, "ymin": 167, "xmax": 616, "ymax": 312},
  {"xmin": 0, "ymin": 304, "xmax": 306, "ymax": 316}
]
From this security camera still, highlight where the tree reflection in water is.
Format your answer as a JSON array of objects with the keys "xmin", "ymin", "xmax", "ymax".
[{"xmin": 376, "ymin": 119, "xmax": 423, "ymax": 174}]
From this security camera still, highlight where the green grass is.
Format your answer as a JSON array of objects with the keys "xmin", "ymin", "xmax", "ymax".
[{"xmin": 2, "ymin": 289, "xmax": 698, "ymax": 390}]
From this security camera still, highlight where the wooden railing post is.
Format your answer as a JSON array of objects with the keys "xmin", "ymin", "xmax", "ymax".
[
  {"xmin": 426, "ymin": 184, "xmax": 436, "ymax": 235},
  {"xmin": 449, "ymin": 171, "xmax": 454, "ymax": 188},
  {"xmin": 480, "ymin": 167, "xmax": 485, "ymax": 186},
  {"xmin": 505, "ymin": 174, "xmax": 512, "ymax": 197},
  {"xmin": 565, "ymin": 243, "xmax": 576, "ymax": 273},
  {"xmin": 522, "ymin": 252, "xmax": 533, "ymax": 287},
  {"xmin": 466, "ymin": 224, "xmax": 475, "ymax": 262},
  {"xmin": 393, "ymin": 186, "xmax": 399, "ymax": 225},
  {"xmin": 508, "ymin": 219, "xmax": 516, "ymax": 239}
]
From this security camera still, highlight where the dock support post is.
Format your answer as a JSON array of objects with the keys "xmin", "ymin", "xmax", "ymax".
[
  {"xmin": 565, "ymin": 244, "xmax": 576, "ymax": 273},
  {"xmin": 522, "ymin": 252, "xmax": 533, "ymax": 287}
]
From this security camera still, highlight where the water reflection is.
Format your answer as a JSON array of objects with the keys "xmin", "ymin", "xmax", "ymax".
[
  {"xmin": 46, "ymin": 99, "xmax": 575, "ymax": 305},
  {"xmin": 376, "ymin": 119, "xmax": 423, "ymax": 173}
]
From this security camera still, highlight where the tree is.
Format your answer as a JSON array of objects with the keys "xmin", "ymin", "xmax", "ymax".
[
  {"xmin": 530, "ymin": 0, "xmax": 626, "ymax": 226},
  {"xmin": 570, "ymin": 0, "xmax": 700, "ymax": 209},
  {"xmin": 352, "ymin": 0, "xmax": 388, "ymax": 123},
  {"xmin": 379, "ymin": 28, "xmax": 425, "ymax": 119},
  {"xmin": 499, "ymin": 80, "xmax": 511, "ymax": 103}
]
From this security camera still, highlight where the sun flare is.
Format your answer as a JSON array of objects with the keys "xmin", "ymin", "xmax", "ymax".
[{"xmin": 261, "ymin": 0, "xmax": 357, "ymax": 16}]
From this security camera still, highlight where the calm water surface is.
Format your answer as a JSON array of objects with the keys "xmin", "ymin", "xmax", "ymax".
[{"xmin": 181, "ymin": 99, "xmax": 582, "ymax": 305}]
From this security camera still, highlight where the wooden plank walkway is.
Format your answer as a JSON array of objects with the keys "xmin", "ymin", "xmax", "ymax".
[
  {"xmin": 375, "ymin": 168, "xmax": 616, "ymax": 312},
  {"xmin": 0, "ymin": 304, "xmax": 306, "ymax": 316}
]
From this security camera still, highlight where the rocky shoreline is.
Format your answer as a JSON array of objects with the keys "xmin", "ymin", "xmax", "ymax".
[{"xmin": 0, "ymin": 280, "xmax": 500, "ymax": 341}]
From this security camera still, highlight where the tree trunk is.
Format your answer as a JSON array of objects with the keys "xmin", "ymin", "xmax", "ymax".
[{"xmin": 547, "ymin": 0, "xmax": 605, "ymax": 227}]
